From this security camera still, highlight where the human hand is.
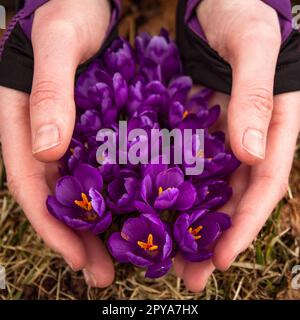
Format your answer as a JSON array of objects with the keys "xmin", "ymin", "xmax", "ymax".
[
  {"xmin": 0, "ymin": 0, "xmax": 114, "ymax": 287},
  {"xmin": 174, "ymin": 0, "xmax": 300, "ymax": 292}
]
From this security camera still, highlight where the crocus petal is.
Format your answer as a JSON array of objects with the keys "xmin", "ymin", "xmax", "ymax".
[
  {"xmin": 55, "ymin": 176, "xmax": 82, "ymax": 206},
  {"xmin": 74, "ymin": 164, "xmax": 103, "ymax": 193},
  {"xmin": 113, "ymin": 72, "xmax": 128, "ymax": 108},
  {"xmin": 89, "ymin": 188, "xmax": 106, "ymax": 216},
  {"xmin": 141, "ymin": 174, "xmax": 154, "ymax": 204},
  {"xmin": 127, "ymin": 252, "xmax": 153, "ymax": 267},
  {"xmin": 182, "ymin": 249, "xmax": 213, "ymax": 262},
  {"xmin": 161, "ymin": 231, "xmax": 173, "ymax": 260},
  {"xmin": 154, "ymin": 187, "xmax": 179, "ymax": 211},
  {"xmin": 142, "ymin": 162, "xmax": 168, "ymax": 179},
  {"xmin": 63, "ymin": 216, "xmax": 95, "ymax": 231},
  {"xmin": 155, "ymin": 167, "xmax": 184, "ymax": 189},
  {"xmin": 174, "ymin": 182, "xmax": 197, "ymax": 210},
  {"xmin": 92, "ymin": 211, "xmax": 112, "ymax": 234},
  {"xmin": 145, "ymin": 259, "xmax": 172, "ymax": 278},
  {"xmin": 47, "ymin": 196, "xmax": 78, "ymax": 220},
  {"xmin": 108, "ymin": 179, "xmax": 124, "ymax": 202},
  {"xmin": 121, "ymin": 217, "xmax": 149, "ymax": 244},
  {"xmin": 195, "ymin": 222, "xmax": 220, "ymax": 248},
  {"xmin": 201, "ymin": 212, "xmax": 231, "ymax": 231},
  {"xmin": 173, "ymin": 213, "xmax": 198, "ymax": 253},
  {"xmin": 135, "ymin": 201, "xmax": 158, "ymax": 215},
  {"xmin": 108, "ymin": 232, "xmax": 133, "ymax": 263}
]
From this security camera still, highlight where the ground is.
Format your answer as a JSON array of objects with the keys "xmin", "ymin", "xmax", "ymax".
[{"xmin": 0, "ymin": 0, "xmax": 300, "ymax": 300}]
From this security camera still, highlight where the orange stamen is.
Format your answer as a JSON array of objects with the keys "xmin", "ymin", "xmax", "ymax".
[
  {"xmin": 158, "ymin": 186, "xmax": 163, "ymax": 195},
  {"xmin": 74, "ymin": 193, "xmax": 92, "ymax": 211},
  {"xmin": 182, "ymin": 110, "xmax": 189, "ymax": 119},
  {"xmin": 188, "ymin": 225, "xmax": 203, "ymax": 240},
  {"xmin": 137, "ymin": 233, "xmax": 158, "ymax": 251}
]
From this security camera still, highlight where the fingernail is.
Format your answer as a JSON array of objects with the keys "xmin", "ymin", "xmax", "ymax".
[
  {"xmin": 228, "ymin": 254, "xmax": 238, "ymax": 268},
  {"xmin": 64, "ymin": 258, "xmax": 75, "ymax": 271},
  {"xmin": 32, "ymin": 124, "xmax": 60, "ymax": 154},
  {"xmin": 83, "ymin": 269, "xmax": 97, "ymax": 287},
  {"xmin": 242, "ymin": 128, "xmax": 265, "ymax": 159}
]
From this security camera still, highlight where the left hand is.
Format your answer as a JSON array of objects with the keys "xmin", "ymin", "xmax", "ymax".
[{"xmin": 174, "ymin": 0, "xmax": 300, "ymax": 292}]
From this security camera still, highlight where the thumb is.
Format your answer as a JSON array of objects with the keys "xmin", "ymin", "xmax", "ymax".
[
  {"xmin": 29, "ymin": 0, "xmax": 110, "ymax": 162},
  {"xmin": 30, "ymin": 21, "xmax": 81, "ymax": 162},
  {"xmin": 227, "ymin": 28, "xmax": 281, "ymax": 164}
]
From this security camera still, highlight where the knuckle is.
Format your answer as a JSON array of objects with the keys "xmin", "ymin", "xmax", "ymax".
[
  {"xmin": 240, "ymin": 20, "xmax": 281, "ymax": 46},
  {"xmin": 30, "ymin": 80, "xmax": 61, "ymax": 108},
  {"xmin": 248, "ymin": 89, "xmax": 273, "ymax": 117},
  {"xmin": 259, "ymin": 174, "xmax": 289, "ymax": 198},
  {"xmin": 7, "ymin": 175, "xmax": 20, "ymax": 201},
  {"xmin": 7, "ymin": 172, "xmax": 44, "ymax": 202},
  {"xmin": 35, "ymin": 18, "xmax": 79, "ymax": 41}
]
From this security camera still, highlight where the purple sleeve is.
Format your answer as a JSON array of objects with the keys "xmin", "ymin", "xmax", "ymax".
[
  {"xmin": 185, "ymin": 0, "xmax": 293, "ymax": 43},
  {"xmin": 19, "ymin": 0, "xmax": 122, "ymax": 39}
]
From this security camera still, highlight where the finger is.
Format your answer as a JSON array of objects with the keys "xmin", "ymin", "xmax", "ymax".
[
  {"xmin": 182, "ymin": 260, "xmax": 215, "ymax": 293},
  {"xmin": 181, "ymin": 164, "xmax": 250, "ymax": 292},
  {"xmin": 227, "ymin": 14, "xmax": 281, "ymax": 164},
  {"xmin": 173, "ymin": 253, "xmax": 187, "ymax": 279},
  {"xmin": 30, "ymin": 0, "xmax": 110, "ymax": 161},
  {"xmin": 79, "ymin": 231, "xmax": 115, "ymax": 288},
  {"xmin": 214, "ymin": 92, "xmax": 300, "ymax": 270},
  {"xmin": 0, "ymin": 87, "xmax": 87, "ymax": 270}
]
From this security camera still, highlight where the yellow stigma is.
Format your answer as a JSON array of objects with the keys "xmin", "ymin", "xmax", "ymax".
[
  {"xmin": 158, "ymin": 186, "xmax": 163, "ymax": 195},
  {"xmin": 137, "ymin": 233, "xmax": 158, "ymax": 251},
  {"xmin": 74, "ymin": 193, "xmax": 92, "ymax": 211},
  {"xmin": 182, "ymin": 110, "xmax": 189, "ymax": 119},
  {"xmin": 188, "ymin": 225, "xmax": 203, "ymax": 240},
  {"xmin": 158, "ymin": 186, "xmax": 173, "ymax": 196}
]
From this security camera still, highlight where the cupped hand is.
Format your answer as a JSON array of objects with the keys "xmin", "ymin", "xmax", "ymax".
[
  {"xmin": 174, "ymin": 0, "xmax": 300, "ymax": 292},
  {"xmin": 0, "ymin": 0, "xmax": 114, "ymax": 288}
]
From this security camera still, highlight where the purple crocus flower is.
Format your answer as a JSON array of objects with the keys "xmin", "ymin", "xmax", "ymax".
[
  {"xmin": 182, "ymin": 132, "xmax": 240, "ymax": 180},
  {"xmin": 171, "ymin": 88, "xmax": 220, "ymax": 130},
  {"xmin": 127, "ymin": 109, "xmax": 160, "ymax": 133},
  {"xmin": 127, "ymin": 80, "xmax": 144, "ymax": 116},
  {"xmin": 126, "ymin": 80, "xmax": 169, "ymax": 117},
  {"xmin": 75, "ymin": 60, "xmax": 105, "ymax": 110},
  {"xmin": 168, "ymin": 76, "xmax": 193, "ymax": 105},
  {"xmin": 47, "ymin": 164, "xmax": 112, "ymax": 234},
  {"xmin": 174, "ymin": 210, "xmax": 231, "ymax": 262},
  {"xmin": 103, "ymin": 38, "xmax": 136, "ymax": 82},
  {"xmin": 191, "ymin": 180, "xmax": 233, "ymax": 211},
  {"xmin": 75, "ymin": 62, "xmax": 127, "ymax": 125},
  {"xmin": 108, "ymin": 214, "xmax": 173, "ymax": 278},
  {"xmin": 136, "ymin": 165, "xmax": 197, "ymax": 213},
  {"xmin": 75, "ymin": 110, "xmax": 102, "ymax": 137},
  {"xmin": 136, "ymin": 30, "xmax": 182, "ymax": 84},
  {"xmin": 60, "ymin": 139, "xmax": 88, "ymax": 175},
  {"xmin": 107, "ymin": 173, "xmax": 141, "ymax": 214}
]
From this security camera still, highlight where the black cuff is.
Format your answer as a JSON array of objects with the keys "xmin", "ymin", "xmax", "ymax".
[
  {"xmin": 0, "ymin": 22, "xmax": 118, "ymax": 94},
  {"xmin": 176, "ymin": 0, "xmax": 300, "ymax": 95}
]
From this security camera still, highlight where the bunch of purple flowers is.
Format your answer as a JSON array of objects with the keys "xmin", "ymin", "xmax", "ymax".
[{"xmin": 47, "ymin": 30, "xmax": 240, "ymax": 278}]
